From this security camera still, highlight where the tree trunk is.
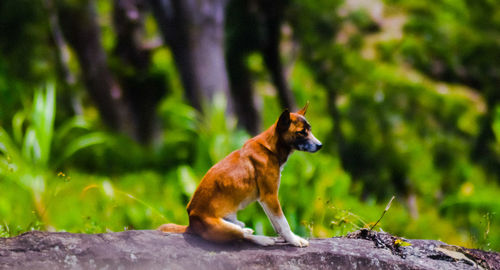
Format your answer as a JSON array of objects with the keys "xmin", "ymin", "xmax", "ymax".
[
  {"xmin": 226, "ymin": 48, "xmax": 260, "ymax": 134},
  {"xmin": 224, "ymin": 0, "xmax": 295, "ymax": 134},
  {"xmin": 260, "ymin": 0, "xmax": 296, "ymax": 111},
  {"xmin": 112, "ymin": 0, "xmax": 167, "ymax": 143},
  {"xmin": 225, "ymin": 0, "xmax": 261, "ymax": 134},
  {"xmin": 57, "ymin": 0, "xmax": 136, "ymax": 138},
  {"xmin": 149, "ymin": 0, "xmax": 232, "ymax": 113},
  {"xmin": 43, "ymin": 0, "xmax": 83, "ymax": 116}
]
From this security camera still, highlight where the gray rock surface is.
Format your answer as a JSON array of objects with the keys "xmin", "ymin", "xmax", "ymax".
[{"xmin": 0, "ymin": 230, "xmax": 498, "ymax": 269}]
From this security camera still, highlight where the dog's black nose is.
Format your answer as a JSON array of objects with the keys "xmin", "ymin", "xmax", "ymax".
[{"xmin": 317, "ymin": 143, "xmax": 322, "ymax": 150}]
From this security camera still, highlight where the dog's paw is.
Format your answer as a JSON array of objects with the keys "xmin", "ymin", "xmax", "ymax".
[
  {"xmin": 246, "ymin": 235, "xmax": 275, "ymax": 246},
  {"xmin": 235, "ymin": 220, "xmax": 246, "ymax": 228},
  {"xmin": 286, "ymin": 234, "xmax": 309, "ymax": 247},
  {"xmin": 242, "ymin": 228, "xmax": 254, "ymax": 235}
]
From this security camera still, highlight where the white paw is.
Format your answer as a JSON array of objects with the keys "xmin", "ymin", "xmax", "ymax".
[
  {"xmin": 242, "ymin": 228, "xmax": 254, "ymax": 235},
  {"xmin": 235, "ymin": 220, "xmax": 246, "ymax": 228},
  {"xmin": 286, "ymin": 234, "xmax": 309, "ymax": 247},
  {"xmin": 246, "ymin": 235, "xmax": 275, "ymax": 246}
]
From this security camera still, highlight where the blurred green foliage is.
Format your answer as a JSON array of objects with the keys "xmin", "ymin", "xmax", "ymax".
[{"xmin": 0, "ymin": 0, "xmax": 499, "ymax": 252}]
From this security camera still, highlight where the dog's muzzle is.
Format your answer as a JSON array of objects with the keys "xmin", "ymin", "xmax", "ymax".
[{"xmin": 294, "ymin": 134, "xmax": 322, "ymax": 153}]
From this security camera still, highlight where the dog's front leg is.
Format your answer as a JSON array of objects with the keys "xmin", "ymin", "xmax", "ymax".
[{"xmin": 258, "ymin": 197, "xmax": 309, "ymax": 247}]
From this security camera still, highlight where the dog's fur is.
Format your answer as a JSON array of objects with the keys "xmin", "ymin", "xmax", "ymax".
[{"xmin": 158, "ymin": 103, "xmax": 322, "ymax": 247}]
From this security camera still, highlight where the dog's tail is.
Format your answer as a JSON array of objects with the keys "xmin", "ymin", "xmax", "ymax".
[{"xmin": 158, "ymin": 223, "xmax": 188, "ymax": 233}]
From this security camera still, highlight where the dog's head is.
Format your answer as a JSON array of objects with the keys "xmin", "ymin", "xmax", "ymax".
[{"xmin": 276, "ymin": 102, "xmax": 322, "ymax": 153}]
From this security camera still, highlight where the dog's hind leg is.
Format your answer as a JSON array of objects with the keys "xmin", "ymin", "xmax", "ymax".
[
  {"xmin": 224, "ymin": 213, "xmax": 255, "ymax": 235},
  {"xmin": 223, "ymin": 213, "xmax": 245, "ymax": 228},
  {"xmin": 194, "ymin": 216, "xmax": 274, "ymax": 246},
  {"xmin": 194, "ymin": 217, "xmax": 246, "ymax": 244}
]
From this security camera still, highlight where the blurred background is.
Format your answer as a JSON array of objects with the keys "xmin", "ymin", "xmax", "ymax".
[{"xmin": 0, "ymin": 0, "xmax": 499, "ymax": 251}]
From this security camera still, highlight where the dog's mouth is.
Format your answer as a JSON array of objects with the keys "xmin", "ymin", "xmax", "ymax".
[{"xmin": 293, "ymin": 139, "xmax": 323, "ymax": 153}]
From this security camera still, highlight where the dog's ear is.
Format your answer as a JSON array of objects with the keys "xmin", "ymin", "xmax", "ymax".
[
  {"xmin": 276, "ymin": 109, "xmax": 291, "ymax": 133},
  {"xmin": 297, "ymin": 101, "xmax": 309, "ymax": 116}
]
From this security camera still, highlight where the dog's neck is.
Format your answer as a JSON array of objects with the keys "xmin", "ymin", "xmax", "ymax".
[{"xmin": 256, "ymin": 124, "xmax": 293, "ymax": 166}]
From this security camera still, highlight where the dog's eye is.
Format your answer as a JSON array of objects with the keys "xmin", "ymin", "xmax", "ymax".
[{"xmin": 296, "ymin": 130, "xmax": 307, "ymax": 136}]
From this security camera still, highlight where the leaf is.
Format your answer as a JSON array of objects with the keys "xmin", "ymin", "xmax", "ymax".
[
  {"xmin": 36, "ymin": 83, "xmax": 56, "ymax": 166},
  {"xmin": 394, "ymin": 239, "xmax": 412, "ymax": 247},
  {"xmin": 54, "ymin": 116, "xmax": 93, "ymax": 144},
  {"xmin": 0, "ymin": 127, "xmax": 26, "ymax": 174},
  {"xmin": 12, "ymin": 111, "xmax": 26, "ymax": 145},
  {"xmin": 55, "ymin": 132, "xmax": 109, "ymax": 166},
  {"xmin": 20, "ymin": 84, "xmax": 57, "ymax": 167},
  {"xmin": 22, "ymin": 128, "xmax": 40, "ymax": 165},
  {"xmin": 177, "ymin": 166, "xmax": 198, "ymax": 196}
]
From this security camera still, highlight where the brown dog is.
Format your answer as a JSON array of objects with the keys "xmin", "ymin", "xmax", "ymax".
[{"xmin": 159, "ymin": 102, "xmax": 322, "ymax": 247}]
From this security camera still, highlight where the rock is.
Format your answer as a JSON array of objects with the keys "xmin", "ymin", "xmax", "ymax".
[{"xmin": 0, "ymin": 230, "xmax": 498, "ymax": 270}]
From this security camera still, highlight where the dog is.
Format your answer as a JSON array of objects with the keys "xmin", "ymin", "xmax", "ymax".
[{"xmin": 158, "ymin": 102, "xmax": 322, "ymax": 247}]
